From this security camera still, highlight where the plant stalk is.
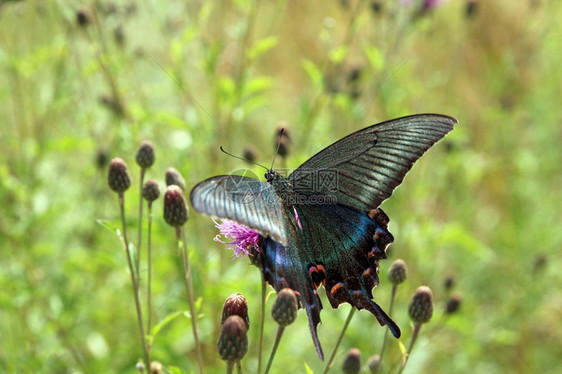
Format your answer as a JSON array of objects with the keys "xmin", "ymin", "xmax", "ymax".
[
  {"xmin": 397, "ymin": 324, "xmax": 422, "ymax": 374},
  {"xmin": 118, "ymin": 193, "xmax": 150, "ymax": 368},
  {"xmin": 179, "ymin": 227, "xmax": 204, "ymax": 374},
  {"xmin": 322, "ymin": 307, "xmax": 356, "ymax": 374}
]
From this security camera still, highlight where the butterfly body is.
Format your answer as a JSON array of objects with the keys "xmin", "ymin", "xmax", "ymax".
[{"xmin": 190, "ymin": 114, "xmax": 457, "ymax": 359}]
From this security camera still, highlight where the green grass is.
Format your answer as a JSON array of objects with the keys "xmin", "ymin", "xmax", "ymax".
[{"xmin": 1, "ymin": 0, "xmax": 561, "ymax": 373}]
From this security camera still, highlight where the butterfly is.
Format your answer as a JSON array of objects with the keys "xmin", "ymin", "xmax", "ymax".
[{"xmin": 190, "ymin": 114, "xmax": 457, "ymax": 359}]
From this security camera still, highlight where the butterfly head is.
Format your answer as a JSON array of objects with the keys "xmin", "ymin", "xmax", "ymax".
[{"xmin": 265, "ymin": 169, "xmax": 279, "ymax": 182}]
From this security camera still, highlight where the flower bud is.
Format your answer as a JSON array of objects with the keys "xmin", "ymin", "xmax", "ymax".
[
  {"xmin": 387, "ymin": 259, "xmax": 407, "ymax": 285},
  {"xmin": 408, "ymin": 286, "xmax": 434, "ymax": 324},
  {"xmin": 271, "ymin": 288, "xmax": 298, "ymax": 327},
  {"xmin": 275, "ymin": 125, "xmax": 290, "ymax": 158},
  {"xmin": 444, "ymin": 273, "xmax": 455, "ymax": 291},
  {"xmin": 163, "ymin": 185, "xmax": 188, "ymax": 227},
  {"xmin": 136, "ymin": 140, "xmax": 155, "ymax": 169},
  {"xmin": 217, "ymin": 315, "xmax": 248, "ymax": 362},
  {"xmin": 107, "ymin": 157, "xmax": 131, "ymax": 193},
  {"xmin": 142, "ymin": 179, "xmax": 160, "ymax": 202},
  {"xmin": 76, "ymin": 7, "xmax": 91, "ymax": 27},
  {"xmin": 221, "ymin": 293, "xmax": 249, "ymax": 330},
  {"xmin": 367, "ymin": 354, "xmax": 381, "ymax": 373},
  {"xmin": 165, "ymin": 167, "xmax": 186, "ymax": 191},
  {"xmin": 342, "ymin": 348, "xmax": 361, "ymax": 374},
  {"xmin": 243, "ymin": 147, "xmax": 256, "ymax": 163},
  {"xmin": 445, "ymin": 293, "xmax": 462, "ymax": 315},
  {"xmin": 96, "ymin": 148, "xmax": 108, "ymax": 170}
]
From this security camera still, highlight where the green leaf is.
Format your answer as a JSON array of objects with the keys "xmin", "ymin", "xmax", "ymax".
[
  {"xmin": 244, "ymin": 76, "xmax": 274, "ymax": 95},
  {"xmin": 302, "ymin": 59, "xmax": 323, "ymax": 90},
  {"xmin": 96, "ymin": 219, "xmax": 117, "ymax": 233},
  {"xmin": 248, "ymin": 36, "xmax": 278, "ymax": 61},
  {"xmin": 363, "ymin": 43, "xmax": 385, "ymax": 72},
  {"xmin": 304, "ymin": 362, "xmax": 314, "ymax": 374},
  {"xmin": 329, "ymin": 45, "xmax": 348, "ymax": 64},
  {"xmin": 398, "ymin": 339, "xmax": 408, "ymax": 365},
  {"xmin": 167, "ymin": 366, "xmax": 186, "ymax": 374},
  {"xmin": 151, "ymin": 311, "xmax": 185, "ymax": 337}
]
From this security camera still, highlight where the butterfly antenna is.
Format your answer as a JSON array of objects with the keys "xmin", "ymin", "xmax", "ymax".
[
  {"xmin": 219, "ymin": 146, "xmax": 269, "ymax": 171},
  {"xmin": 270, "ymin": 128, "xmax": 285, "ymax": 170}
]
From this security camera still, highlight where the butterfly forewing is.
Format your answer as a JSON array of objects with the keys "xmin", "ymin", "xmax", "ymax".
[
  {"xmin": 289, "ymin": 114, "xmax": 457, "ymax": 210},
  {"xmin": 190, "ymin": 175, "xmax": 289, "ymax": 244}
]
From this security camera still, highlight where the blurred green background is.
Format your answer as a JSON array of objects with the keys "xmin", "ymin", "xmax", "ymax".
[{"xmin": 1, "ymin": 0, "xmax": 561, "ymax": 373}]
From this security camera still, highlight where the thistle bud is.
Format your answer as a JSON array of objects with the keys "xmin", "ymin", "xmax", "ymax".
[
  {"xmin": 444, "ymin": 273, "xmax": 455, "ymax": 291},
  {"xmin": 275, "ymin": 125, "xmax": 290, "ymax": 158},
  {"xmin": 107, "ymin": 157, "xmax": 131, "ymax": 193},
  {"xmin": 367, "ymin": 354, "xmax": 382, "ymax": 373},
  {"xmin": 243, "ymin": 147, "xmax": 256, "ymax": 163},
  {"xmin": 445, "ymin": 293, "xmax": 462, "ymax": 315},
  {"xmin": 271, "ymin": 288, "xmax": 298, "ymax": 327},
  {"xmin": 370, "ymin": 1, "xmax": 382, "ymax": 14},
  {"xmin": 408, "ymin": 286, "xmax": 434, "ymax": 325},
  {"xmin": 136, "ymin": 140, "xmax": 155, "ymax": 169},
  {"xmin": 163, "ymin": 185, "xmax": 188, "ymax": 227},
  {"xmin": 165, "ymin": 167, "xmax": 186, "ymax": 191},
  {"xmin": 466, "ymin": 0, "xmax": 478, "ymax": 18},
  {"xmin": 96, "ymin": 149, "xmax": 108, "ymax": 170},
  {"xmin": 142, "ymin": 179, "xmax": 160, "ymax": 202},
  {"xmin": 217, "ymin": 315, "xmax": 248, "ymax": 362},
  {"xmin": 221, "ymin": 293, "xmax": 250, "ymax": 330},
  {"xmin": 387, "ymin": 259, "xmax": 407, "ymax": 285},
  {"xmin": 342, "ymin": 348, "xmax": 361, "ymax": 374},
  {"xmin": 76, "ymin": 7, "xmax": 91, "ymax": 27}
]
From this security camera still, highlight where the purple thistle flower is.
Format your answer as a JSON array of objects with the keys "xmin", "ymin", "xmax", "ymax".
[
  {"xmin": 422, "ymin": 0, "xmax": 445, "ymax": 10},
  {"xmin": 214, "ymin": 219, "xmax": 260, "ymax": 258}
]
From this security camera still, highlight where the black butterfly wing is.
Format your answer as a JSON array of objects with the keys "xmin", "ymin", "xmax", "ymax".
[
  {"xmin": 261, "ymin": 202, "xmax": 399, "ymax": 359},
  {"xmin": 260, "ymin": 235, "xmax": 326, "ymax": 358},
  {"xmin": 289, "ymin": 114, "xmax": 457, "ymax": 210},
  {"xmin": 190, "ymin": 175, "xmax": 289, "ymax": 245}
]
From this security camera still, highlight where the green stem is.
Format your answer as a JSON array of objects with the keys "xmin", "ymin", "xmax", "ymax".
[
  {"xmin": 118, "ymin": 193, "xmax": 150, "ymax": 368},
  {"xmin": 397, "ymin": 324, "xmax": 422, "ymax": 374},
  {"xmin": 136, "ymin": 168, "xmax": 145, "ymax": 284},
  {"xmin": 179, "ymin": 227, "xmax": 204, "ymax": 374},
  {"xmin": 322, "ymin": 307, "xmax": 356, "ymax": 374},
  {"xmin": 264, "ymin": 326, "xmax": 285, "ymax": 374},
  {"xmin": 375, "ymin": 285, "xmax": 397, "ymax": 373},
  {"xmin": 236, "ymin": 361, "xmax": 243, "ymax": 374},
  {"xmin": 226, "ymin": 361, "xmax": 234, "ymax": 374},
  {"xmin": 257, "ymin": 273, "xmax": 266, "ymax": 374},
  {"xmin": 146, "ymin": 201, "xmax": 153, "ymax": 336}
]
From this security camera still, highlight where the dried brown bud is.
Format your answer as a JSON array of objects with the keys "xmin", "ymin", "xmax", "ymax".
[
  {"xmin": 107, "ymin": 157, "xmax": 131, "ymax": 193},
  {"xmin": 342, "ymin": 348, "xmax": 361, "ymax": 374},
  {"xmin": 217, "ymin": 315, "xmax": 248, "ymax": 362},
  {"xmin": 271, "ymin": 288, "xmax": 298, "ymax": 327},
  {"xmin": 408, "ymin": 286, "xmax": 434, "ymax": 325},
  {"xmin": 136, "ymin": 140, "xmax": 155, "ymax": 169},
  {"xmin": 163, "ymin": 185, "xmax": 188, "ymax": 227},
  {"xmin": 142, "ymin": 179, "xmax": 160, "ymax": 202},
  {"xmin": 387, "ymin": 259, "xmax": 407, "ymax": 285},
  {"xmin": 165, "ymin": 167, "xmax": 186, "ymax": 191},
  {"xmin": 221, "ymin": 293, "xmax": 249, "ymax": 330}
]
